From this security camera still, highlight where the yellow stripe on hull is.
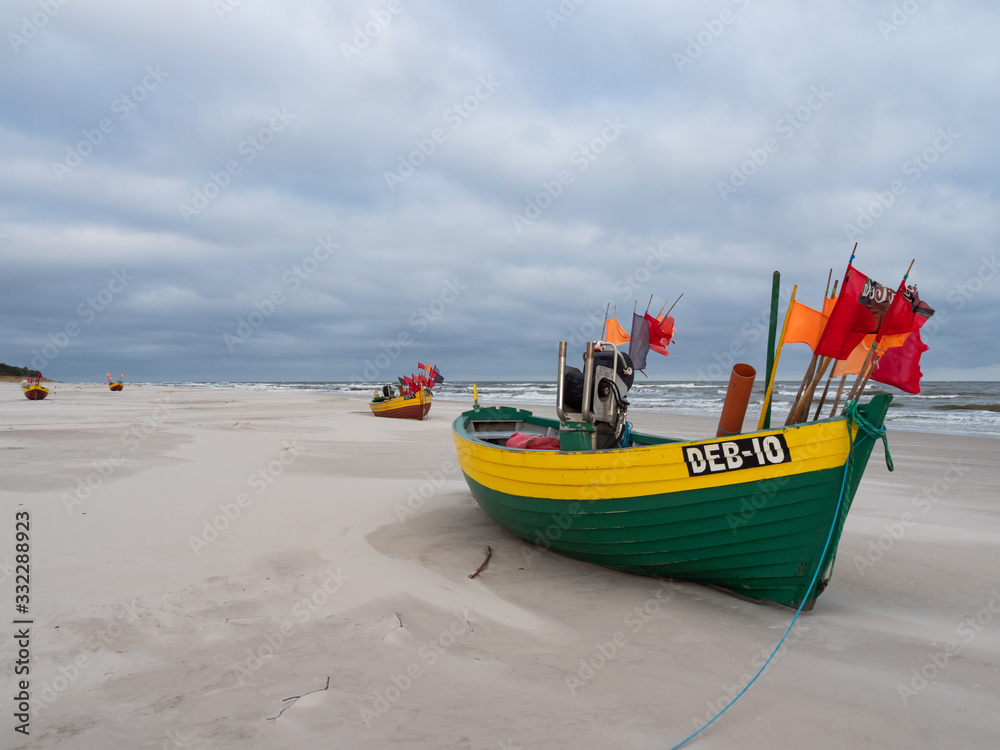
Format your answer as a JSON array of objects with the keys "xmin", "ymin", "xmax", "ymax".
[
  {"xmin": 453, "ymin": 418, "xmax": 856, "ymax": 501},
  {"xmin": 369, "ymin": 389, "xmax": 432, "ymax": 418}
]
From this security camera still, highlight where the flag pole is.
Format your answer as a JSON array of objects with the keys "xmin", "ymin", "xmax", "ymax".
[
  {"xmin": 828, "ymin": 375, "xmax": 849, "ymax": 417},
  {"xmin": 789, "ymin": 356, "xmax": 832, "ymax": 425},
  {"xmin": 758, "ymin": 280, "xmax": 794, "ymax": 431},
  {"xmin": 603, "ymin": 303, "xmax": 610, "ymax": 341},
  {"xmin": 809, "ymin": 270, "xmax": 837, "ymax": 418},
  {"xmin": 644, "ymin": 294, "xmax": 653, "ymax": 314},
  {"xmin": 784, "ymin": 275, "xmax": 837, "ymax": 425},
  {"xmin": 812, "ymin": 364, "xmax": 836, "ymax": 420},
  {"xmin": 664, "ymin": 293, "xmax": 684, "ymax": 317}
]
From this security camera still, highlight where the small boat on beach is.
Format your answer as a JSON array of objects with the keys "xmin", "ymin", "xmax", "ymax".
[
  {"xmin": 369, "ymin": 363, "xmax": 442, "ymax": 420},
  {"xmin": 452, "ymin": 341, "xmax": 892, "ymax": 610},
  {"xmin": 23, "ymin": 374, "xmax": 49, "ymax": 400},
  {"xmin": 107, "ymin": 373, "xmax": 124, "ymax": 391},
  {"xmin": 369, "ymin": 386, "xmax": 433, "ymax": 420}
]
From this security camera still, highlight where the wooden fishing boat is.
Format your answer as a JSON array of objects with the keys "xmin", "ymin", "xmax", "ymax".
[
  {"xmin": 452, "ymin": 342, "xmax": 892, "ymax": 609},
  {"xmin": 23, "ymin": 375, "xmax": 49, "ymax": 400},
  {"xmin": 369, "ymin": 387, "xmax": 432, "ymax": 420},
  {"xmin": 107, "ymin": 373, "xmax": 124, "ymax": 391}
]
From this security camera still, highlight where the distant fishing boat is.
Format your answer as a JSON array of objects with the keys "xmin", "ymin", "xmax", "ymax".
[
  {"xmin": 452, "ymin": 337, "xmax": 893, "ymax": 610},
  {"xmin": 23, "ymin": 374, "xmax": 49, "ymax": 400},
  {"xmin": 369, "ymin": 387, "xmax": 433, "ymax": 420},
  {"xmin": 368, "ymin": 363, "xmax": 443, "ymax": 420},
  {"xmin": 107, "ymin": 373, "xmax": 124, "ymax": 391}
]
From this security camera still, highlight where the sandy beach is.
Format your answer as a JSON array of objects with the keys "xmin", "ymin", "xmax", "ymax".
[{"xmin": 1, "ymin": 382, "xmax": 998, "ymax": 749}]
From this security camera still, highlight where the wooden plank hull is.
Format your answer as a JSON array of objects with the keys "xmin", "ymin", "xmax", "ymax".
[
  {"xmin": 109, "ymin": 383, "xmax": 124, "ymax": 391},
  {"xmin": 369, "ymin": 389, "xmax": 432, "ymax": 420},
  {"xmin": 452, "ymin": 395, "xmax": 892, "ymax": 609},
  {"xmin": 24, "ymin": 385, "xmax": 49, "ymax": 400}
]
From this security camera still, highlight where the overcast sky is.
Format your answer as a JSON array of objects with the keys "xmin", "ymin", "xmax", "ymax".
[{"xmin": 2, "ymin": 0, "xmax": 998, "ymax": 384}]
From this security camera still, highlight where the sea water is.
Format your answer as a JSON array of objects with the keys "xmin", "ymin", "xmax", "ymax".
[{"xmin": 153, "ymin": 380, "xmax": 1000, "ymax": 440}]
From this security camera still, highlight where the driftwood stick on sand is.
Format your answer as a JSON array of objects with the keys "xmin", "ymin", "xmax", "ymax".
[
  {"xmin": 267, "ymin": 676, "xmax": 331, "ymax": 721},
  {"xmin": 468, "ymin": 546, "xmax": 493, "ymax": 579}
]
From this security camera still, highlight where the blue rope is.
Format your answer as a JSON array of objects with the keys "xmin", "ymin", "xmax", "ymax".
[
  {"xmin": 619, "ymin": 420, "xmax": 633, "ymax": 448},
  {"xmin": 667, "ymin": 402, "xmax": 884, "ymax": 749}
]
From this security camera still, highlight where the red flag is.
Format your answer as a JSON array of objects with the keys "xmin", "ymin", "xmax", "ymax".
[
  {"xmin": 870, "ymin": 329, "xmax": 928, "ymax": 393},
  {"xmin": 815, "ymin": 266, "xmax": 894, "ymax": 359},
  {"xmin": 880, "ymin": 281, "xmax": 935, "ymax": 336},
  {"xmin": 644, "ymin": 313, "xmax": 675, "ymax": 356}
]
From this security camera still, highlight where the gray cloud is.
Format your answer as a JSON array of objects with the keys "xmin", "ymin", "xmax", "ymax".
[{"xmin": 2, "ymin": 0, "xmax": 998, "ymax": 383}]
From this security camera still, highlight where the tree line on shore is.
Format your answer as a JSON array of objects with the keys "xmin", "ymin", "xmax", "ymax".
[{"xmin": 0, "ymin": 363, "xmax": 41, "ymax": 378}]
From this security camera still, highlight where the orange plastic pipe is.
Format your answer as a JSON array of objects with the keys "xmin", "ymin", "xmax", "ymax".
[{"xmin": 717, "ymin": 363, "xmax": 757, "ymax": 437}]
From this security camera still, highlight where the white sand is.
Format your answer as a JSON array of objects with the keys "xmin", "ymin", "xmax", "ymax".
[{"xmin": 1, "ymin": 383, "xmax": 998, "ymax": 749}]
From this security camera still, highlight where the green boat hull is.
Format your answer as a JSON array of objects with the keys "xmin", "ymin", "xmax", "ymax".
[{"xmin": 453, "ymin": 395, "xmax": 892, "ymax": 609}]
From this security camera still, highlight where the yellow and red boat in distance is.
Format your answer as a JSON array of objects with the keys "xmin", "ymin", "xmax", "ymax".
[
  {"xmin": 23, "ymin": 374, "xmax": 49, "ymax": 400},
  {"xmin": 107, "ymin": 373, "xmax": 124, "ymax": 391},
  {"xmin": 369, "ymin": 387, "xmax": 432, "ymax": 420},
  {"xmin": 369, "ymin": 364, "xmax": 442, "ymax": 420},
  {"xmin": 452, "ymin": 342, "xmax": 892, "ymax": 610}
]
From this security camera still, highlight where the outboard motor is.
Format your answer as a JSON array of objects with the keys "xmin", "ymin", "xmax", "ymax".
[{"xmin": 559, "ymin": 342, "xmax": 634, "ymax": 449}]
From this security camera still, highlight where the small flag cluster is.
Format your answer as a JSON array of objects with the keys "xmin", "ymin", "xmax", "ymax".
[
  {"xmin": 602, "ymin": 302, "xmax": 678, "ymax": 371},
  {"xmin": 398, "ymin": 363, "xmax": 443, "ymax": 395}
]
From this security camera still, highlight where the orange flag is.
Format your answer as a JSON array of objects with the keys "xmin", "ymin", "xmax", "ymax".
[
  {"xmin": 782, "ymin": 297, "xmax": 835, "ymax": 351},
  {"xmin": 603, "ymin": 317, "xmax": 631, "ymax": 345},
  {"xmin": 782, "ymin": 300, "xmax": 826, "ymax": 351},
  {"xmin": 832, "ymin": 332, "xmax": 910, "ymax": 377}
]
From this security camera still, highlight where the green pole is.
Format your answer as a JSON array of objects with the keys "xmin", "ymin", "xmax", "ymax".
[{"xmin": 762, "ymin": 271, "xmax": 780, "ymax": 429}]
